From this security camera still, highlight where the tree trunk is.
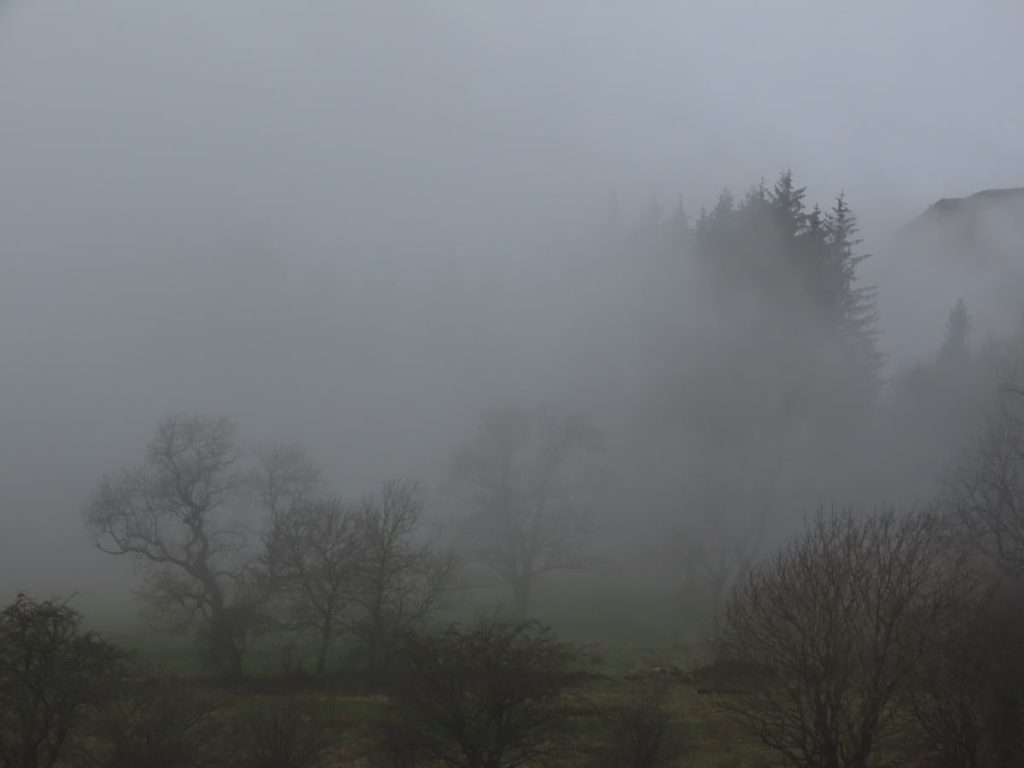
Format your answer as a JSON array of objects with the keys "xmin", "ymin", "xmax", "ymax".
[
  {"xmin": 315, "ymin": 621, "xmax": 332, "ymax": 681},
  {"xmin": 512, "ymin": 577, "xmax": 532, "ymax": 617},
  {"xmin": 207, "ymin": 614, "xmax": 244, "ymax": 681}
]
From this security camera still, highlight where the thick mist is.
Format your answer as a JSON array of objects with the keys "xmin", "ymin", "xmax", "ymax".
[{"xmin": 1, "ymin": 1, "xmax": 1023, "ymax": 614}]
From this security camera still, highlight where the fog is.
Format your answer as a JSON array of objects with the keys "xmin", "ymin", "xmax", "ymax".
[{"xmin": 2, "ymin": 1, "xmax": 1023, "ymax": 613}]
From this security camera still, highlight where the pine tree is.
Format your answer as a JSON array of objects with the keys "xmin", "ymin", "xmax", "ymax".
[
  {"xmin": 669, "ymin": 196, "xmax": 690, "ymax": 247},
  {"xmin": 824, "ymin": 191, "xmax": 881, "ymax": 398},
  {"xmin": 709, "ymin": 189, "xmax": 735, "ymax": 228},
  {"xmin": 695, "ymin": 189, "xmax": 735, "ymax": 256},
  {"xmin": 800, "ymin": 203, "xmax": 829, "ymax": 304},
  {"xmin": 699, "ymin": 177, "xmax": 879, "ymax": 402},
  {"xmin": 769, "ymin": 169, "xmax": 807, "ymax": 241},
  {"xmin": 736, "ymin": 179, "xmax": 771, "ymax": 237},
  {"xmin": 691, "ymin": 175, "xmax": 880, "ymax": 413},
  {"xmin": 742, "ymin": 178, "xmax": 769, "ymax": 209},
  {"xmin": 938, "ymin": 299, "xmax": 972, "ymax": 366}
]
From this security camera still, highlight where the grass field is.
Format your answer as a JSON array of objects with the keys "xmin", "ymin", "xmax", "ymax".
[{"xmin": 93, "ymin": 580, "xmax": 771, "ymax": 767}]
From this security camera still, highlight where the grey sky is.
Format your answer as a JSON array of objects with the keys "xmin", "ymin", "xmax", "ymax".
[
  {"xmin": 1, "ymin": 1, "xmax": 1022, "ymax": 605},
  {"xmin": 2, "ymin": 1, "xmax": 1022, "ymax": 248}
]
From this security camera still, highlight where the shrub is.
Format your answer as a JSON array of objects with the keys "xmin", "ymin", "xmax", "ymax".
[
  {"xmin": 235, "ymin": 696, "xmax": 337, "ymax": 768},
  {"xmin": 0, "ymin": 594, "xmax": 120, "ymax": 768},
  {"xmin": 373, "ymin": 618, "xmax": 583, "ymax": 768},
  {"xmin": 85, "ymin": 681, "xmax": 219, "ymax": 768}
]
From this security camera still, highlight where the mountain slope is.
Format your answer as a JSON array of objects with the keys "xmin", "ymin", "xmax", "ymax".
[{"xmin": 872, "ymin": 187, "xmax": 1024, "ymax": 363}]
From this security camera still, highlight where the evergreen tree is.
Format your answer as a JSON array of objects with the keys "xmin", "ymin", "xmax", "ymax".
[
  {"xmin": 823, "ymin": 191, "xmax": 881, "ymax": 397},
  {"xmin": 664, "ymin": 196, "xmax": 692, "ymax": 253},
  {"xmin": 736, "ymin": 180, "xmax": 771, "ymax": 240},
  {"xmin": 799, "ymin": 203, "xmax": 829, "ymax": 304},
  {"xmin": 691, "ymin": 173, "xmax": 880, "ymax": 409},
  {"xmin": 939, "ymin": 299, "xmax": 972, "ymax": 365},
  {"xmin": 740, "ymin": 178, "xmax": 769, "ymax": 211},
  {"xmin": 695, "ymin": 189, "xmax": 736, "ymax": 261},
  {"xmin": 769, "ymin": 168, "xmax": 807, "ymax": 241}
]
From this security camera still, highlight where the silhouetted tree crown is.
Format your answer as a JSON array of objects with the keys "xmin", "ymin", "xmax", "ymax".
[
  {"xmin": 693, "ymin": 171, "xmax": 880, "ymax": 411},
  {"xmin": 939, "ymin": 298, "xmax": 973, "ymax": 366}
]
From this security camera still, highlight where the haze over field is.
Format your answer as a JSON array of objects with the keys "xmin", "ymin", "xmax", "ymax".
[{"xmin": 1, "ymin": 1, "xmax": 1023, "ymax": 610}]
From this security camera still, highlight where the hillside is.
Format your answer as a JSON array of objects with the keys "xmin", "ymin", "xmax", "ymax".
[{"xmin": 873, "ymin": 187, "xmax": 1024, "ymax": 363}]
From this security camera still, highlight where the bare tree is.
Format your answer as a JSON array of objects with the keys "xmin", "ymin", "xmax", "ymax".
[
  {"xmin": 85, "ymin": 414, "xmax": 276, "ymax": 680},
  {"xmin": 251, "ymin": 443, "xmax": 322, "ymax": 521},
  {"xmin": 450, "ymin": 406, "xmax": 605, "ymax": 615},
  {"xmin": 950, "ymin": 382, "xmax": 1024, "ymax": 575},
  {"xmin": 270, "ymin": 498, "xmax": 357, "ymax": 679},
  {"xmin": 349, "ymin": 481, "xmax": 456, "ymax": 684},
  {"xmin": 659, "ymin": 441, "xmax": 782, "ymax": 617},
  {"xmin": 0, "ymin": 594, "xmax": 121, "ymax": 768},
  {"xmin": 712, "ymin": 509, "xmax": 971, "ymax": 768},
  {"xmin": 665, "ymin": 501, "xmax": 766, "ymax": 616},
  {"xmin": 903, "ymin": 576, "xmax": 1024, "ymax": 768}
]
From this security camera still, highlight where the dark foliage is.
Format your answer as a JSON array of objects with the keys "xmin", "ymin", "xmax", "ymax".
[
  {"xmin": 0, "ymin": 594, "xmax": 121, "ymax": 768},
  {"xmin": 590, "ymin": 682, "xmax": 685, "ymax": 768},
  {"xmin": 373, "ymin": 618, "xmax": 584, "ymax": 768},
  {"xmin": 84, "ymin": 681, "xmax": 220, "ymax": 768},
  {"xmin": 235, "ymin": 696, "xmax": 337, "ymax": 768}
]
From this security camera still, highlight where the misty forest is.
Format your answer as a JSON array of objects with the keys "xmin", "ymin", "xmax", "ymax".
[{"xmin": 3, "ymin": 3, "xmax": 1024, "ymax": 767}]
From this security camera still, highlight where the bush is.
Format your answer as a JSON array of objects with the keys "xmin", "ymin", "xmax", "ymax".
[
  {"xmin": 592, "ymin": 682, "xmax": 686, "ymax": 768},
  {"xmin": 235, "ymin": 696, "xmax": 337, "ymax": 768},
  {"xmin": 85, "ymin": 681, "xmax": 219, "ymax": 768},
  {"xmin": 712, "ymin": 509, "xmax": 973, "ymax": 768},
  {"xmin": 365, "ymin": 714, "xmax": 431, "ymax": 768},
  {"xmin": 372, "ymin": 617, "xmax": 584, "ymax": 768},
  {"xmin": 0, "ymin": 593, "xmax": 121, "ymax": 768},
  {"xmin": 903, "ymin": 577, "xmax": 1024, "ymax": 767}
]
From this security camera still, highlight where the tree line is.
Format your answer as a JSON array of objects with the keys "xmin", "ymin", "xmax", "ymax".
[
  {"xmin": 81, "ymin": 404, "xmax": 610, "ymax": 684},
  {"xmin": 7, "ymin": 170, "xmax": 1024, "ymax": 766}
]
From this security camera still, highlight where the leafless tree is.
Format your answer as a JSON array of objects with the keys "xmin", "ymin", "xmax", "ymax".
[
  {"xmin": 712, "ymin": 508, "xmax": 972, "ymax": 768},
  {"xmin": 664, "ymin": 500, "xmax": 767, "ymax": 616},
  {"xmin": 0, "ymin": 594, "xmax": 121, "ymax": 768},
  {"xmin": 251, "ymin": 443, "xmax": 322, "ymax": 521},
  {"xmin": 85, "ymin": 414, "xmax": 277, "ymax": 680},
  {"xmin": 902, "ymin": 576, "xmax": 1024, "ymax": 768},
  {"xmin": 450, "ymin": 406, "xmax": 605, "ymax": 615},
  {"xmin": 349, "ymin": 481, "xmax": 456, "ymax": 684},
  {"xmin": 269, "ymin": 498, "xmax": 358, "ymax": 679},
  {"xmin": 950, "ymin": 382, "xmax": 1024, "ymax": 575}
]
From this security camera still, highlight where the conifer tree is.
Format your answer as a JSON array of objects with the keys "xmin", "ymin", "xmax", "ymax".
[
  {"xmin": 691, "ymin": 173, "xmax": 880, "ymax": 406},
  {"xmin": 824, "ymin": 191, "xmax": 881, "ymax": 398},
  {"xmin": 695, "ymin": 189, "xmax": 736, "ymax": 260},
  {"xmin": 769, "ymin": 168, "xmax": 807, "ymax": 241},
  {"xmin": 939, "ymin": 299, "xmax": 972, "ymax": 366}
]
